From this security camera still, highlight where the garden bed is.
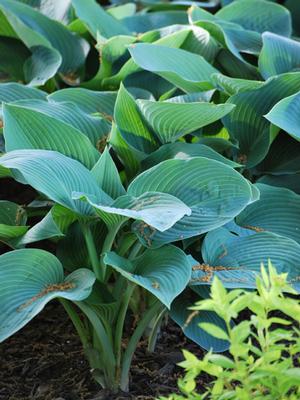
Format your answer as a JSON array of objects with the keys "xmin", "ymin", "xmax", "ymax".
[{"xmin": 0, "ymin": 303, "xmax": 208, "ymax": 400}]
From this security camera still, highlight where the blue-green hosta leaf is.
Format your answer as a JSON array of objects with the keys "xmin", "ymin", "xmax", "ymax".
[
  {"xmin": 258, "ymin": 174, "xmax": 300, "ymax": 195},
  {"xmin": 142, "ymin": 142, "xmax": 240, "ymax": 170},
  {"xmin": 93, "ymin": 35, "xmax": 136, "ymax": 84},
  {"xmin": 103, "ymin": 28, "xmax": 191, "ymax": 88},
  {"xmin": 0, "ymin": 249, "xmax": 95, "ymax": 341},
  {"xmin": 23, "ymin": 45, "xmax": 62, "ymax": 87},
  {"xmin": 104, "ymin": 245, "xmax": 191, "ymax": 308},
  {"xmin": 74, "ymin": 191, "xmax": 191, "ymax": 232},
  {"xmin": 0, "ymin": 201, "xmax": 27, "ymax": 245},
  {"xmin": 109, "ymin": 123, "xmax": 141, "ymax": 178},
  {"xmin": 170, "ymin": 291, "xmax": 229, "ymax": 352},
  {"xmin": 5, "ymin": 98, "xmax": 110, "ymax": 148},
  {"xmin": 0, "ymin": 150, "xmax": 111, "ymax": 216},
  {"xmin": 181, "ymin": 25, "xmax": 219, "ymax": 62},
  {"xmin": 0, "ymin": 83, "xmax": 46, "ymax": 109},
  {"xmin": 71, "ymin": 0, "xmax": 130, "ymax": 38},
  {"xmin": 137, "ymin": 99, "xmax": 235, "ymax": 143},
  {"xmin": 259, "ymin": 32, "xmax": 300, "ymax": 79},
  {"xmin": 3, "ymin": 102, "xmax": 100, "ymax": 169},
  {"xmin": 211, "ymin": 73, "xmax": 264, "ymax": 96},
  {"xmin": 128, "ymin": 43, "xmax": 218, "ymax": 93},
  {"xmin": 128, "ymin": 157, "xmax": 258, "ymax": 247},
  {"xmin": 122, "ymin": 11, "xmax": 188, "ymax": 33},
  {"xmin": 91, "ymin": 148, "xmax": 126, "ymax": 200},
  {"xmin": 107, "ymin": 3, "xmax": 136, "ymax": 20},
  {"xmin": 222, "ymin": 73, "xmax": 300, "ymax": 167},
  {"xmin": 166, "ymin": 90, "xmax": 215, "ymax": 103},
  {"xmin": 235, "ymin": 183, "xmax": 300, "ymax": 244},
  {"xmin": 216, "ymin": 0, "xmax": 292, "ymax": 37},
  {"xmin": 48, "ymin": 88, "xmax": 117, "ymax": 116},
  {"xmin": 189, "ymin": 7, "xmax": 262, "ymax": 63},
  {"xmin": 265, "ymin": 92, "xmax": 300, "ymax": 142},
  {"xmin": 193, "ymin": 228, "xmax": 300, "ymax": 290},
  {"xmin": 0, "ymin": 0, "xmax": 89, "ymax": 79},
  {"xmin": 114, "ymin": 84, "xmax": 157, "ymax": 155},
  {"xmin": 18, "ymin": 0, "xmax": 72, "ymax": 24},
  {"xmin": 16, "ymin": 205, "xmax": 77, "ymax": 246}
]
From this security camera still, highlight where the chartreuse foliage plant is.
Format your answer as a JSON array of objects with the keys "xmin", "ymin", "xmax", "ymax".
[
  {"xmin": 159, "ymin": 263, "xmax": 300, "ymax": 400},
  {"xmin": 0, "ymin": 0, "xmax": 300, "ymax": 393}
]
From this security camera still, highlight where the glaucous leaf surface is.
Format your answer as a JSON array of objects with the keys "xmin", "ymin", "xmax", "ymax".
[
  {"xmin": 104, "ymin": 245, "xmax": 191, "ymax": 308},
  {"xmin": 0, "ymin": 249, "xmax": 95, "ymax": 341},
  {"xmin": 128, "ymin": 157, "xmax": 258, "ymax": 247}
]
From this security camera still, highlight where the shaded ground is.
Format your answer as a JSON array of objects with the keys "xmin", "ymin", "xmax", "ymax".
[{"xmin": 0, "ymin": 303, "xmax": 208, "ymax": 400}]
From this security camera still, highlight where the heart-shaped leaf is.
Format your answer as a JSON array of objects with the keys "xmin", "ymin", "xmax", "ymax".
[
  {"xmin": 265, "ymin": 91, "xmax": 300, "ymax": 142},
  {"xmin": 104, "ymin": 245, "xmax": 191, "ymax": 308},
  {"xmin": 259, "ymin": 32, "xmax": 300, "ymax": 79},
  {"xmin": 137, "ymin": 99, "xmax": 235, "ymax": 143},
  {"xmin": 0, "ymin": 249, "xmax": 95, "ymax": 341},
  {"xmin": 128, "ymin": 157, "xmax": 258, "ymax": 247},
  {"xmin": 0, "ymin": 150, "xmax": 110, "ymax": 216},
  {"xmin": 3, "ymin": 101, "xmax": 100, "ymax": 168},
  {"xmin": 236, "ymin": 183, "xmax": 300, "ymax": 244},
  {"xmin": 193, "ymin": 228, "xmax": 300, "ymax": 290}
]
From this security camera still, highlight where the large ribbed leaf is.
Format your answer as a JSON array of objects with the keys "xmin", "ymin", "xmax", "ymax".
[
  {"xmin": 104, "ymin": 245, "xmax": 191, "ymax": 308},
  {"xmin": 216, "ymin": 0, "xmax": 292, "ymax": 37},
  {"xmin": 48, "ymin": 88, "xmax": 117, "ymax": 116},
  {"xmin": 16, "ymin": 205, "xmax": 77, "ymax": 246},
  {"xmin": 23, "ymin": 45, "xmax": 62, "ymax": 86},
  {"xmin": 259, "ymin": 33, "xmax": 300, "ymax": 79},
  {"xmin": 181, "ymin": 25, "xmax": 219, "ymax": 62},
  {"xmin": 192, "ymin": 228, "xmax": 300, "ymax": 290},
  {"xmin": 74, "ymin": 191, "xmax": 191, "ymax": 231},
  {"xmin": 0, "ymin": 201, "xmax": 27, "ymax": 245},
  {"xmin": 0, "ymin": 249, "xmax": 95, "ymax": 341},
  {"xmin": 265, "ymin": 92, "xmax": 300, "ymax": 142},
  {"xmin": 128, "ymin": 44, "xmax": 218, "ymax": 93},
  {"xmin": 0, "ymin": 83, "xmax": 46, "ymax": 106},
  {"xmin": 211, "ymin": 73, "xmax": 264, "ymax": 96},
  {"xmin": 0, "ymin": 0, "xmax": 89, "ymax": 78},
  {"xmin": 258, "ymin": 174, "xmax": 300, "ymax": 195},
  {"xmin": 137, "ymin": 100, "xmax": 234, "ymax": 143},
  {"xmin": 114, "ymin": 84, "xmax": 157, "ymax": 154},
  {"xmin": 3, "ymin": 102, "xmax": 100, "ymax": 168},
  {"xmin": 0, "ymin": 150, "xmax": 111, "ymax": 216},
  {"xmin": 109, "ymin": 123, "xmax": 141, "ymax": 177},
  {"xmin": 170, "ymin": 291, "xmax": 229, "ymax": 352},
  {"xmin": 5, "ymin": 98, "xmax": 110, "ymax": 147},
  {"xmin": 235, "ymin": 183, "xmax": 300, "ymax": 244},
  {"xmin": 103, "ymin": 28, "xmax": 191, "ymax": 88},
  {"xmin": 189, "ymin": 7, "xmax": 262, "ymax": 64},
  {"xmin": 18, "ymin": 0, "xmax": 72, "ymax": 23},
  {"xmin": 91, "ymin": 148, "xmax": 126, "ymax": 200},
  {"xmin": 122, "ymin": 11, "xmax": 188, "ymax": 33},
  {"xmin": 128, "ymin": 157, "xmax": 258, "ymax": 247},
  {"xmin": 142, "ymin": 142, "xmax": 240, "ymax": 170},
  {"xmin": 222, "ymin": 73, "xmax": 300, "ymax": 167},
  {"xmin": 71, "ymin": 0, "xmax": 130, "ymax": 39}
]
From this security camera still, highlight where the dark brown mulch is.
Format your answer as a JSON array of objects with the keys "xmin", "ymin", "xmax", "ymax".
[{"xmin": 0, "ymin": 302, "xmax": 208, "ymax": 400}]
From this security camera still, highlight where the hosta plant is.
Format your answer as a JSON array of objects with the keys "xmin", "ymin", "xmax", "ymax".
[
  {"xmin": 0, "ymin": 0, "xmax": 300, "ymax": 393},
  {"xmin": 159, "ymin": 263, "xmax": 300, "ymax": 400}
]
